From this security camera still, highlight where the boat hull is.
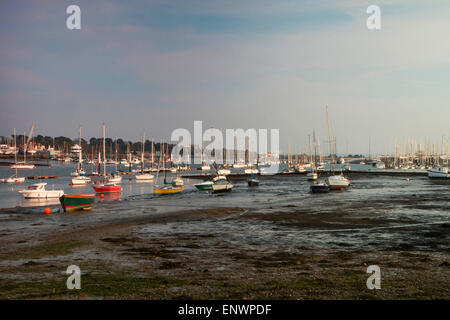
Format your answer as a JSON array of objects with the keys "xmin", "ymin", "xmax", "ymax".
[
  {"xmin": 1, "ymin": 177, "xmax": 25, "ymax": 183},
  {"xmin": 71, "ymin": 177, "xmax": 91, "ymax": 185},
  {"xmin": 135, "ymin": 174, "xmax": 154, "ymax": 181},
  {"xmin": 248, "ymin": 179, "xmax": 259, "ymax": 187},
  {"xmin": 327, "ymin": 175, "xmax": 350, "ymax": 191},
  {"xmin": 108, "ymin": 176, "xmax": 122, "ymax": 183},
  {"xmin": 11, "ymin": 164, "xmax": 35, "ymax": 169},
  {"xmin": 427, "ymin": 168, "xmax": 449, "ymax": 179},
  {"xmin": 212, "ymin": 183, "xmax": 233, "ymax": 193},
  {"xmin": 194, "ymin": 182, "xmax": 213, "ymax": 191},
  {"xmin": 92, "ymin": 185, "xmax": 122, "ymax": 193},
  {"xmin": 328, "ymin": 185, "xmax": 349, "ymax": 191},
  {"xmin": 310, "ymin": 185, "xmax": 330, "ymax": 193},
  {"xmin": 19, "ymin": 190, "xmax": 64, "ymax": 199},
  {"xmin": 154, "ymin": 186, "xmax": 183, "ymax": 195},
  {"xmin": 60, "ymin": 194, "xmax": 95, "ymax": 212}
]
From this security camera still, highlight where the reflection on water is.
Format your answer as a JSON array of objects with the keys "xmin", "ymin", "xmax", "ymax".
[{"xmin": 0, "ymin": 161, "xmax": 449, "ymax": 251}]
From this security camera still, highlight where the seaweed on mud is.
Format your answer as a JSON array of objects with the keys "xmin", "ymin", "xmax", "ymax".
[
  {"xmin": 159, "ymin": 261, "xmax": 185, "ymax": 269},
  {"xmin": 101, "ymin": 237, "xmax": 138, "ymax": 245},
  {"xmin": 124, "ymin": 247, "xmax": 174, "ymax": 259}
]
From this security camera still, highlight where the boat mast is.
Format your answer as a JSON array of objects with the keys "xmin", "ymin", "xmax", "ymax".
[
  {"xmin": 151, "ymin": 138, "xmax": 154, "ymax": 170},
  {"xmin": 141, "ymin": 132, "xmax": 145, "ymax": 174},
  {"xmin": 313, "ymin": 130, "xmax": 317, "ymax": 173},
  {"xmin": 326, "ymin": 106, "xmax": 334, "ymax": 174},
  {"xmin": 162, "ymin": 140, "xmax": 166, "ymax": 182},
  {"xmin": 115, "ymin": 136, "xmax": 118, "ymax": 172},
  {"xmin": 14, "ymin": 128, "xmax": 17, "ymax": 177},
  {"xmin": 78, "ymin": 125, "xmax": 82, "ymax": 173},
  {"xmin": 23, "ymin": 132, "xmax": 26, "ymax": 164},
  {"xmin": 308, "ymin": 134, "xmax": 312, "ymax": 165},
  {"xmin": 102, "ymin": 123, "xmax": 106, "ymax": 177}
]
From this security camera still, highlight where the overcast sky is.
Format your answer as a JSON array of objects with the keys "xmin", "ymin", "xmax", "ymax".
[{"xmin": 1, "ymin": 0, "xmax": 449, "ymax": 155}]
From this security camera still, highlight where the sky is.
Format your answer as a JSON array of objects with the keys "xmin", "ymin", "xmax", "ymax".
[{"xmin": 0, "ymin": 0, "xmax": 449, "ymax": 155}]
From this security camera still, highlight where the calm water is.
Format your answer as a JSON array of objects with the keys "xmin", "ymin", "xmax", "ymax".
[{"xmin": 0, "ymin": 160, "xmax": 449, "ymax": 251}]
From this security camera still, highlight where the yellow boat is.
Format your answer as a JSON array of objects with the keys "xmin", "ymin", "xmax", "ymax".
[
  {"xmin": 153, "ymin": 185, "xmax": 183, "ymax": 195},
  {"xmin": 153, "ymin": 143, "xmax": 183, "ymax": 195}
]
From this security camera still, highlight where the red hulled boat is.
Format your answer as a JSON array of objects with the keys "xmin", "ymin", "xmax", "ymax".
[{"xmin": 92, "ymin": 183, "xmax": 122, "ymax": 193}]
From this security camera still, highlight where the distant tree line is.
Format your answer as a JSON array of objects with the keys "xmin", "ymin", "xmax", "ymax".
[{"xmin": 0, "ymin": 134, "xmax": 174, "ymax": 156}]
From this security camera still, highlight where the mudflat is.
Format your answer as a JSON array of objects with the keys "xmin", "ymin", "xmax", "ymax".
[{"xmin": 0, "ymin": 203, "xmax": 448, "ymax": 299}]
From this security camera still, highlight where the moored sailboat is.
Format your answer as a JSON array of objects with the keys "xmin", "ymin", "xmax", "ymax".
[
  {"xmin": 71, "ymin": 125, "xmax": 91, "ymax": 185},
  {"xmin": 135, "ymin": 132, "xmax": 154, "ymax": 181},
  {"xmin": 2, "ymin": 129, "xmax": 26, "ymax": 183},
  {"xmin": 325, "ymin": 106, "xmax": 350, "ymax": 191},
  {"xmin": 154, "ymin": 140, "xmax": 183, "ymax": 195},
  {"xmin": 92, "ymin": 124, "xmax": 122, "ymax": 194},
  {"xmin": 10, "ymin": 124, "xmax": 36, "ymax": 170}
]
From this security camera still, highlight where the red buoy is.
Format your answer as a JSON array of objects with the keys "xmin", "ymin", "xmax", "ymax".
[
  {"xmin": 69, "ymin": 182, "xmax": 73, "ymax": 186},
  {"xmin": 100, "ymin": 194, "xmax": 105, "ymax": 199},
  {"xmin": 44, "ymin": 208, "xmax": 51, "ymax": 215}
]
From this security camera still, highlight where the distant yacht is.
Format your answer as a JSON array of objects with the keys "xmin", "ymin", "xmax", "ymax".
[
  {"xmin": 135, "ymin": 132, "xmax": 154, "ymax": 181},
  {"xmin": 217, "ymin": 168, "xmax": 231, "ymax": 175},
  {"xmin": 427, "ymin": 166, "xmax": 449, "ymax": 179},
  {"xmin": 2, "ymin": 129, "xmax": 26, "ymax": 183}
]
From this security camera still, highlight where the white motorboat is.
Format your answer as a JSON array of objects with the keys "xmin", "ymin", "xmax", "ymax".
[
  {"xmin": 135, "ymin": 173, "xmax": 154, "ymax": 181},
  {"xmin": 427, "ymin": 167, "xmax": 449, "ymax": 179},
  {"xmin": 71, "ymin": 175, "xmax": 91, "ymax": 185},
  {"xmin": 19, "ymin": 183, "xmax": 64, "ymax": 199},
  {"xmin": 327, "ymin": 175, "xmax": 350, "ymax": 190},
  {"xmin": 201, "ymin": 165, "xmax": 211, "ymax": 171},
  {"xmin": 212, "ymin": 176, "xmax": 233, "ymax": 193}
]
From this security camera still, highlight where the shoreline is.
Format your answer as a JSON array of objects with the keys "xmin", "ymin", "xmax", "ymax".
[{"xmin": 0, "ymin": 205, "xmax": 448, "ymax": 299}]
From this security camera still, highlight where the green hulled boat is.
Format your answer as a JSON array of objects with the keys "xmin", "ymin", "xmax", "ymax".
[
  {"xmin": 194, "ymin": 180, "xmax": 213, "ymax": 191},
  {"xmin": 60, "ymin": 194, "xmax": 95, "ymax": 212}
]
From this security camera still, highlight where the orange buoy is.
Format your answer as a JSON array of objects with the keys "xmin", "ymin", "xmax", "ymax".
[
  {"xmin": 100, "ymin": 194, "xmax": 105, "ymax": 199},
  {"xmin": 44, "ymin": 208, "xmax": 51, "ymax": 215},
  {"xmin": 69, "ymin": 182, "xmax": 73, "ymax": 186}
]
